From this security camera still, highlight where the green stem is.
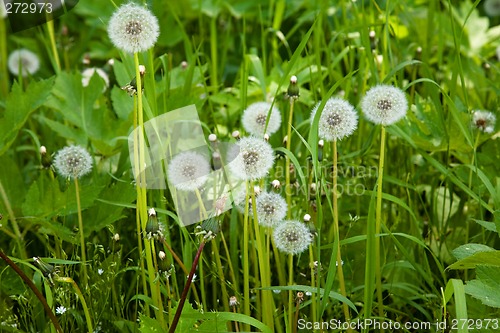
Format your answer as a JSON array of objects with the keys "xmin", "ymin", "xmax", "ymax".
[
  {"xmin": 74, "ymin": 177, "xmax": 88, "ymax": 288},
  {"xmin": 250, "ymin": 184, "xmax": 274, "ymax": 330},
  {"xmin": 288, "ymin": 254, "xmax": 294, "ymax": 332},
  {"xmin": 0, "ymin": 180, "xmax": 26, "ymax": 259},
  {"xmin": 375, "ymin": 126, "xmax": 386, "ymax": 322},
  {"xmin": 46, "ymin": 20, "xmax": 61, "ymax": 73},
  {"xmin": 242, "ymin": 182, "xmax": 251, "ymax": 331},
  {"xmin": 285, "ymin": 98, "xmax": 295, "ymax": 218},
  {"xmin": 332, "ymin": 140, "xmax": 351, "ymax": 325},
  {"xmin": 0, "ymin": 16, "xmax": 8, "ymax": 98},
  {"xmin": 56, "ymin": 277, "xmax": 93, "ymax": 333}
]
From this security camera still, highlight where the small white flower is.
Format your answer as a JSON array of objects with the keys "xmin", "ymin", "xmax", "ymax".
[
  {"xmin": 472, "ymin": 110, "xmax": 496, "ymax": 133},
  {"xmin": 242, "ymin": 102, "xmax": 282, "ymax": 136},
  {"xmin": 167, "ymin": 151, "xmax": 210, "ymax": 192},
  {"xmin": 227, "ymin": 136, "xmax": 275, "ymax": 181},
  {"xmin": 107, "ymin": 3, "xmax": 160, "ymax": 53},
  {"xmin": 53, "ymin": 145, "xmax": 93, "ymax": 179},
  {"xmin": 311, "ymin": 97, "xmax": 358, "ymax": 141},
  {"xmin": 81, "ymin": 68, "xmax": 110, "ymax": 91},
  {"xmin": 188, "ymin": 273, "xmax": 197, "ymax": 282},
  {"xmin": 361, "ymin": 85, "xmax": 408, "ymax": 126},
  {"xmin": 97, "ymin": 269, "xmax": 104, "ymax": 275},
  {"xmin": 55, "ymin": 306, "xmax": 67, "ymax": 315},
  {"xmin": 8, "ymin": 49, "xmax": 40, "ymax": 77}
]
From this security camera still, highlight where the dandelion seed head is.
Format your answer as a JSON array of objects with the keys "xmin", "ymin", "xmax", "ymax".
[
  {"xmin": 273, "ymin": 220, "xmax": 313, "ymax": 255},
  {"xmin": 8, "ymin": 49, "xmax": 40, "ymax": 77},
  {"xmin": 485, "ymin": 0, "xmax": 500, "ymax": 16},
  {"xmin": 107, "ymin": 3, "xmax": 159, "ymax": 53},
  {"xmin": 228, "ymin": 136, "xmax": 274, "ymax": 181},
  {"xmin": 168, "ymin": 151, "xmax": 210, "ymax": 191},
  {"xmin": 256, "ymin": 191, "xmax": 287, "ymax": 227},
  {"xmin": 242, "ymin": 102, "xmax": 282, "ymax": 136},
  {"xmin": 311, "ymin": 98, "xmax": 358, "ymax": 141},
  {"xmin": 472, "ymin": 110, "xmax": 496, "ymax": 133},
  {"xmin": 361, "ymin": 85, "xmax": 408, "ymax": 126},
  {"xmin": 53, "ymin": 145, "xmax": 93, "ymax": 179}
]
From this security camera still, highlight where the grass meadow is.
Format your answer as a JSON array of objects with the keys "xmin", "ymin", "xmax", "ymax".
[{"xmin": 0, "ymin": 0, "xmax": 499, "ymax": 332}]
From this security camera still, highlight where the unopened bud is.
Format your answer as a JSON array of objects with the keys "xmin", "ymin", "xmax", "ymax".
[
  {"xmin": 232, "ymin": 130, "xmax": 240, "ymax": 140},
  {"xmin": 271, "ymin": 179, "xmax": 281, "ymax": 189},
  {"xmin": 159, "ymin": 251, "xmax": 166, "ymax": 260},
  {"xmin": 303, "ymin": 213, "xmax": 311, "ymax": 222}
]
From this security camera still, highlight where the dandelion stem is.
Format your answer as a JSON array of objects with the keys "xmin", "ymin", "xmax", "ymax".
[
  {"xmin": 169, "ymin": 240, "xmax": 206, "ymax": 333},
  {"xmin": 242, "ymin": 182, "xmax": 251, "ymax": 331},
  {"xmin": 74, "ymin": 177, "xmax": 88, "ymax": 288},
  {"xmin": 375, "ymin": 126, "xmax": 386, "ymax": 322},
  {"xmin": 45, "ymin": 20, "xmax": 60, "ymax": 73},
  {"xmin": 56, "ymin": 276, "xmax": 93, "ymax": 333},
  {"xmin": 288, "ymin": 253, "xmax": 294, "ymax": 331},
  {"xmin": 285, "ymin": 98, "xmax": 295, "ymax": 218},
  {"xmin": 332, "ymin": 140, "xmax": 351, "ymax": 325}
]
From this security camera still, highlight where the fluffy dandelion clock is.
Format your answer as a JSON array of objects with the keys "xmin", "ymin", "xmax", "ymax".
[
  {"xmin": 311, "ymin": 97, "xmax": 358, "ymax": 141},
  {"xmin": 472, "ymin": 110, "xmax": 496, "ymax": 133},
  {"xmin": 256, "ymin": 191, "xmax": 287, "ymax": 227},
  {"xmin": 484, "ymin": 0, "xmax": 500, "ymax": 17},
  {"xmin": 53, "ymin": 145, "xmax": 93, "ymax": 179},
  {"xmin": 81, "ymin": 67, "xmax": 110, "ymax": 91},
  {"xmin": 361, "ymin": 85, "xmax": 408, "ymax": 126},
  {"xmin": 242, "ymin": 102, "xmax": 282, "ymax": 136},
  {"xmin": 273, "ymin": 220, "xmax": 312, "ymax": 255},
  {"xmin": 107, "ymin": 3, "xmax": 159, "ymax": 53},
  {"xmin": 8, "ymin": 49, "xmax": 40, "ymax": 76},
  {"xmin": 227, "ymin": 136, "xmax": 274, "ymax": 181},
  {"xmin": 168, "ymin": 151, "xmax": 210, "ymax": 191}
]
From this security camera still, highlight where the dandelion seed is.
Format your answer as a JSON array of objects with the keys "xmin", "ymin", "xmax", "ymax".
[
  {"xmin": 484, "ymin": 0, "xmax": 500, "ymax": 17},
  {"xmin": 256, "ymin": 191, "xmax": 287, "ymax": 227},
  {"xmin": 311, "ymin": 97, "xmax": 358, "ymax": 141},
  {"xmin": 229, "ymin": 296, "xmax": 239, "ymax": 307},
  {"xmin": 55, "ymin": 306, "xmax": 67, "ymax": 315},
  {"xmin": 227, "ymin": 136, "xmax": 275, "ymax": 181},
  {"xmin": 472, "ymin": 110, "xmax": 496, "ymax": 133},
  {"xmin": 242, "ymin": 102, "xmax": 282, "ymax": 136},
  {"xmin": 7, "ymin": 49, "xmax": 40, "ymax": 77},
  {"xmin": 273, "ymin": 220, "xmax": 313, "ymax": 255},
  {"xmin": 168, "ymin": 151, "xmax": 210, "ymax": 191},
  {"xmin": 53, "ymin": 146, "xmax": 93, "ymax": 179},
  {"xmin": 361, "ymin": 85, "xmax": 408, "ymax": 126},
  {"xmin": 107, "ymin": 3, "xmax": 160, "ymax": 53},
  {"xmin": 81, "ymin": 68, "xmax": 110, "ymax": 91}
]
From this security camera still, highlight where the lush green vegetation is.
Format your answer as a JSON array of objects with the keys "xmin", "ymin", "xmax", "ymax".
[{"xmin": 0, "ymin": 0, "xmax": 499, "ymax": 332}]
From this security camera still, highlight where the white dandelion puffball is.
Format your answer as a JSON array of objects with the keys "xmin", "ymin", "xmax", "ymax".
[
  {"xmin": 361, "ymin": 85, "xmax": 408, "ymax": 126},
  {"xmin": 168, "ymin": 151, "xmax": 211, "ymax": 191},
  {"xmin": 484, "ymin": 0, "xmax": 500, "ymax": 17},
  {"xmin": 227, "ymin": 136, "xmax": 275, "ymax": 181},
  {"xmin": 81, "ymin": 68, "xmax": 110, "ymax": 91},
  {"xmin": 107, "ymin": 3, "xmax": 160, "ymax": 53},
  {"xmin": 53, "ymin": 145, "xmax": 93, "ymax": 179},
  {"xmin": 242, "ymin": 102, "xmax": 282, "ymax": 136},
  {"xmin": 273, "ymin": 220, "xmax": 312, "ymax": 255},
  {"xmin": 8, "ymin": 49, "xmax": 40, "ymax": 76},
  {"xmin": 472, "ymin": 110, "xmax": 496, "ymax": 133},
  {"xmin": 310, "ymin": 97, "xmax": 358, "ymax": 141},
  {"xmin": 256, "ymin": 191, "xmax": 287, "ymax": 227}
]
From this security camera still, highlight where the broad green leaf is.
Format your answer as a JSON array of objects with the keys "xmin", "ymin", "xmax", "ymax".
[
  {"xmin": 0, "ymin": 156, "xmax": 26, "ymax": 215},
  {"xmin": 0, "ymin": 78, "xmax": 54, "ymax": 156},
  {"xmin": 139, "ymin": 314, "xmax": 163, "ymax": 333},
  {"xmin": 451, "ymin": 243, "xmax": 496, "ymax": 261},
  {"xmin": 448, "ymin": 251, "xmax": 500, "ymax": 270},
  {"xmin": 464, "ymin": 266, "xmax": 500, "ymax": 308}
]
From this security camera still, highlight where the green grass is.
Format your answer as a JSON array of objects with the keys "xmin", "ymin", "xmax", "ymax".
[{"xmin": 0, "ymin": 0, "xmax": 499, "ymax": 332}]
